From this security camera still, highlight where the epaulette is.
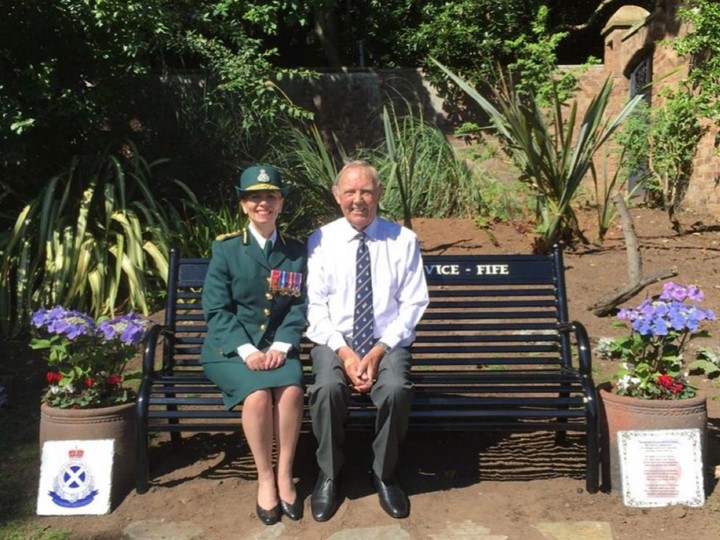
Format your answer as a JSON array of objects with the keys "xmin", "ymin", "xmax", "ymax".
[{"xmin": 215, "ymin": 230, "xmax": 243, "ymax": 242}]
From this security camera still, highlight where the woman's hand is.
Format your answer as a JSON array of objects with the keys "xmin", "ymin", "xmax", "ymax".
[
  {"xmin": 245, "ymin": 349, "xmax": 286, "ymax": 371},
  {"xmin": 265, "ymin": 348, "xmax": 287, "ymax": 370},
  {"xmin": 245, "ymin": 351, "xmax": 267, "ymax": 371}
]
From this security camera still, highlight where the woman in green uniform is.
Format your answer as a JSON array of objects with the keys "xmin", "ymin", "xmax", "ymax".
[{"xmin": 200, "ymin": 165, "xmax": 307, "ymax": 525}]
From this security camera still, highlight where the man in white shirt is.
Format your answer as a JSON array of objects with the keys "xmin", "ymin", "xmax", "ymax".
[{"xmin": 306, "ymin": 160, "xmax": 429, "ymax": 521}]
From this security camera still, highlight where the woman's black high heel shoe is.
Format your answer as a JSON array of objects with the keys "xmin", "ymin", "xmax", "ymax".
[
  {"xmin": 280, "ymin": 496, "xmax": 304, "ymax": 520},
  {"xmin": 256, "ymin": 503, "xmax": 281, "ymax": 525}
]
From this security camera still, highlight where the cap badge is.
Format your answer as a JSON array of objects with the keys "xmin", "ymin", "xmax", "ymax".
[{"xmin": 257, "ymin": 168, "xmax": 270, "ymax": 183}]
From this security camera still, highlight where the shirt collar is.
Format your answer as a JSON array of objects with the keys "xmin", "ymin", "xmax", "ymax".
[
  {"xmin": 247, "ymin": 223, "xmax": 277, "ymax": 248},
  {"xmin": 341, "ymin": 217, "xmax": 378, "ymax": 243}
]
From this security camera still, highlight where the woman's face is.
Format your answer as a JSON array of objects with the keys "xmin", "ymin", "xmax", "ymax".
[{"xmin": 240, "ymin": 190, "xmax": 284, "ymax": 229}]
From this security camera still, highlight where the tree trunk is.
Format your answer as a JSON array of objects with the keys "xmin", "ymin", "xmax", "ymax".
[{"xmin": 587, "ymin": 193, "xmax": 677, "ymax": 316}]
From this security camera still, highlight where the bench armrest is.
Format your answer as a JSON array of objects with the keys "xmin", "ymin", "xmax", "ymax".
[
  {"xmin": 142, "ymin": 324, "xmax": 174, "ymax": 376},
  {"xmin": 558, "ymin": 321, "xmax": 593, "ymax": 378}
]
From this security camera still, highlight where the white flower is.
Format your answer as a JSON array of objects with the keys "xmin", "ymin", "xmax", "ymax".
[
  {"xmin": 616, "ymin": 374, "xmax": 640, "ymax": 391},
  {"xmin": 596, "ymin": 337, "xmax": 614, "ymax": 359},
  {"xmin": 64, "ymin": 384, "xmax": 75, "ymax": 394},
  {"xmin": 50, "ymin": 385, "xmax": 61, "ymax": 395}
]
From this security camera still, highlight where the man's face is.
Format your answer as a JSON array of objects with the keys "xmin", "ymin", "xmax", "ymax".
[{"xmin": 333, "ymin": 166, "xmax": 381, "ymax": 231}]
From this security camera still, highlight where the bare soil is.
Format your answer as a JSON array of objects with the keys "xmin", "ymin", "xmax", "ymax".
[{"xmin": 23, "ymin": 208, "xmax": 720, "ymax": 539}]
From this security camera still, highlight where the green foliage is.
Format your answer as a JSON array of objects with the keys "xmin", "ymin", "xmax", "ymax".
[
  {"xmin": 614, "ymin": 101, "xmax": 652, "ymax": 192},
  {"xmin": 0, "ymin": 0, "xmax": 315, "ymax": 217},
  {"xmin": 279, "ymin": 99, "xmax": 482, "ymax": 232},
  {"xmin": 591, "ymin": 141, "xmax": 641, "ymax": 243},
  {"xmin": 278, "ymin": 123, "xmax": 349, "ymax": 232},
  {"xmin": 374, "ymin": 101, "xmax": 481, "ymax": 227},
  {"xmin": 0, "ymin": 143, "xmax": 177, "ymax": 336},
  {"xmin": 690, "ymin": 347, "xmax": 720, "ymax": 379},
  {"xmin": 647, "ymin": 88, "xmax": 705, "ymax": 222},
  {"xmin": 171, "ymin": 200, "xmax": 249, "ymax": 259},
  {"xmin": 505, "ymin": 6, "xmax": 597, "ymax": 107},
  {"xmin": 435, "ymin": 59, "xmax": 642, "ymax": 251},
  {"xmin": 675, "ymin": 0, "xmax": 720, "ymax": 126},
  {"xmin": 410, "ymin": 0, "xmax": 541, "ymax": 122},
  {"xmin": 617, "ymin": 89, "xmax": 704, "ymax": 228}
]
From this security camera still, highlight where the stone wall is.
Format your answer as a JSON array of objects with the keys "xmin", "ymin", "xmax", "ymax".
[{"xmin": 280, "ymin": 68, "xmax": 447, "ymax": 153}]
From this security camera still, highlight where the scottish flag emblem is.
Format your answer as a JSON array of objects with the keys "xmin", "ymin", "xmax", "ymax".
[{"xmin": 48, "ymin": 449, "xmax": 98, "ymax": 508}]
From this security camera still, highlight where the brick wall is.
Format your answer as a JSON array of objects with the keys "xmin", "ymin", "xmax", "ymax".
[{"xmin": 572, "ymin": 0, "xmax": 719, "ymax": 216}]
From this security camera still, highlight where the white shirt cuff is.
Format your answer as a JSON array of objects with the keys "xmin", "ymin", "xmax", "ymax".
[
  {"xmin": 237, "ymin": 344, "xmax": 259, "ymax": 362},
  {"xmin": 271, "ymin": 341, "xmax": 292, "ymax": 354}
]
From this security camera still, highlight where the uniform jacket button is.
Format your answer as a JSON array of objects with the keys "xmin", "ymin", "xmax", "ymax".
[
  {"xmin": 260, "ymin": 324, "xmax": 267, "ymax": 332},
  {"xmin": 263, "ymin": 308, "xmax": 271, "ymax": 317}
]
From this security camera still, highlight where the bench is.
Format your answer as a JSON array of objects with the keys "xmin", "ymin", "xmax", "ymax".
[{"xmin": 136, "ymin": 245, "xmax": 599, "ymax": 494}]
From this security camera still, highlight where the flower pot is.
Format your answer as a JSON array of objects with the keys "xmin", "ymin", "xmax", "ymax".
[
  {"xmin": 39, "ymin": 401, "xmax": 136, "ymax": 499},
  {"xmin": 598, "ymin": 386, "xmax": 707, "ymax": 493}
]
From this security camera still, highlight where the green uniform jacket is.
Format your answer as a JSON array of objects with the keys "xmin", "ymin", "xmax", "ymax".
[{"xmin": 200, "ymin": 230, "xmax": 308, "ymax": 365}]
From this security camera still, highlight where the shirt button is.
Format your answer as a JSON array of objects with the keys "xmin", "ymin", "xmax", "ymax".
[
  {"xmin": 263, "ymin": 308, "xmax": 271, "ymax": 317},
  {"xmin": 260, "ymin": 324, "xmax": 267, "ymax": 332}
]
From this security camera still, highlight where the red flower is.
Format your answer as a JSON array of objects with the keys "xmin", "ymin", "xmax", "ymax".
[
  {"xmin": 105, "ymin": 375, "xmax": 122, "ymax": 386},
  {"xmin": 671, "ymin": 383, "xmax": 684, "ymax": 395},
  {"xmin": 46, "ymin": 372, "xmax": 62, "ymax": 385},
  {"xmin": 84, "ymin": 378, "xmax": 95, "ymax": 388},
  {"xmin": 656, "ymin": 374, "xmax": 674, "ymax": 389}
]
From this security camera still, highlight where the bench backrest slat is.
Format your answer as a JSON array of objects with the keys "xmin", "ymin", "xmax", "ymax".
[{"xmin": 160, "ymin": 246, "xmax": 572, "ymax": 371}]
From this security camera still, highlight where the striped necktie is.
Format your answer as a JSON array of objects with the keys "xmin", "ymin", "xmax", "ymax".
[{"xmin": 352, "ymin": 232, "xmax": 374, "ymax": 357}]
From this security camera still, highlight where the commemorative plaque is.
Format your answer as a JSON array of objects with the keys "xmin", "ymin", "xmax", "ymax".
[{"xmin": 618, "ymin": 429, "xmax": 704, "ymax": 507}]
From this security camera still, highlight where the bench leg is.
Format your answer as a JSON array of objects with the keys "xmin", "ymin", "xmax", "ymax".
[
  {"xmin": 585, "ymin": 413, "xmax": 600, "ymax": 494},
  {"xmin": 135, "ymin": 390, "xmax": 150, "ymax": 494}
]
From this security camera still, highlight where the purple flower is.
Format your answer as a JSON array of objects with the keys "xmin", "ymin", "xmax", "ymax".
[
  {"xmin": 660, "ymin": 282, "xmax": 686, "ymax": 302},
  {"xmin": 687, "ymin": 286, "xmax": 704, "ymax": 302},
  {"xmin": 32, "ymin": 306, "xmax": 95, "ymax": 340},
  {"xmin": 652, "ymin": 317, "xmax": 669, "ymax": 336},
  {"xmin": 99, "ymin": 313, "xmax": 151, "ymax": 346}
]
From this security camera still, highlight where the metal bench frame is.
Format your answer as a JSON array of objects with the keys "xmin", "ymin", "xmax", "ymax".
[{"xmin": 136, "ymin": 246, "xmax": 599, "ymax": 494}]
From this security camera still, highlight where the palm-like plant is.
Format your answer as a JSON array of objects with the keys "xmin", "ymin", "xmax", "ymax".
[
  {"xmin": 1, "ymin": 142, "xmax": 175, "ymax": 336},
  {"xmin": 377, "ymin": 100, "xmax": 479, "ymax": 229},
  {"xmin": 434, "ymin": 59, "xmax": 643, "ymax": 251}
]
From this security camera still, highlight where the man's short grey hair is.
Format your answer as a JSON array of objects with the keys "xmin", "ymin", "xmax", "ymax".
[{"xmin": 334, "ymin": 160, "xmax": 381, "ymax": 188}]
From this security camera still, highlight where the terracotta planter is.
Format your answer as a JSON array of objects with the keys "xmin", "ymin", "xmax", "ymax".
[
  {"xmin": 39, "ymin": 401, "xmax": 137, "ymax": 497},
  {"xmin": 598, "ymin": 387, "xmax": 707, "ymax": 493}
]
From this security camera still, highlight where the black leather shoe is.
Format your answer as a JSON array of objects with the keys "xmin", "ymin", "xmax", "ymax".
[
  {"xmin": 280, "ymin": 495, "xmax": 304, "ymax": 521},
  {"xmin": 311, "ymin": 471, "xmax": 341, "ymax": 522},
  {"xmin": 371, "ymin": 472, "xmax": 410, "ymax": 519},
  {"xmin": 256, "ymin": 503, "xmax": 281, "ymax": 525}
]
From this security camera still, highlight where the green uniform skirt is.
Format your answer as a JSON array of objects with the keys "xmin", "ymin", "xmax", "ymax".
[{"xmin": 202, "ymin": 357, "xmax": 303, "ymax": 410}]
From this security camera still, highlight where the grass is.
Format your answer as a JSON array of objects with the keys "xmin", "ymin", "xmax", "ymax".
[{"xmin": 0, "ymin": 337, "xmax": 70, "ymax": 540}]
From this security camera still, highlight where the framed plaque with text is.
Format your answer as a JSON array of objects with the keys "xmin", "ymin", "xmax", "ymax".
[{"xmin": 618, "ymin": 429, "xmax": 704, "ymax": 507}]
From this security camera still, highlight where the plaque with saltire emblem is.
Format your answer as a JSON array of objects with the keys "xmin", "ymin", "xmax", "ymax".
[{"xmin": 37, "ymin": 440, "xmax": 114, "ymax": 515}]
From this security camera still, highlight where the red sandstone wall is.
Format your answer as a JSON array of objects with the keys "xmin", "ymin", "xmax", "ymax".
[{"xmin": 573, "ymin": 0, "xmax": 718, "ymax": 216}]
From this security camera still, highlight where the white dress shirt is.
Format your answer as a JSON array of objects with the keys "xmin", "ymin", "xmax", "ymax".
[{"xmin": 306, "ymin": 216, "xmax": 429, "ymax": 352}]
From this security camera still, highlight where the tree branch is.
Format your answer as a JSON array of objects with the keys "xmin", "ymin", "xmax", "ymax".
[
  {"xmin": 551, "ymin": 0, "xmax": 624, "ymax": 33},
  {"xmin": 587, "ymin": 193, "xmax": 677, "ymax": 316}
]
